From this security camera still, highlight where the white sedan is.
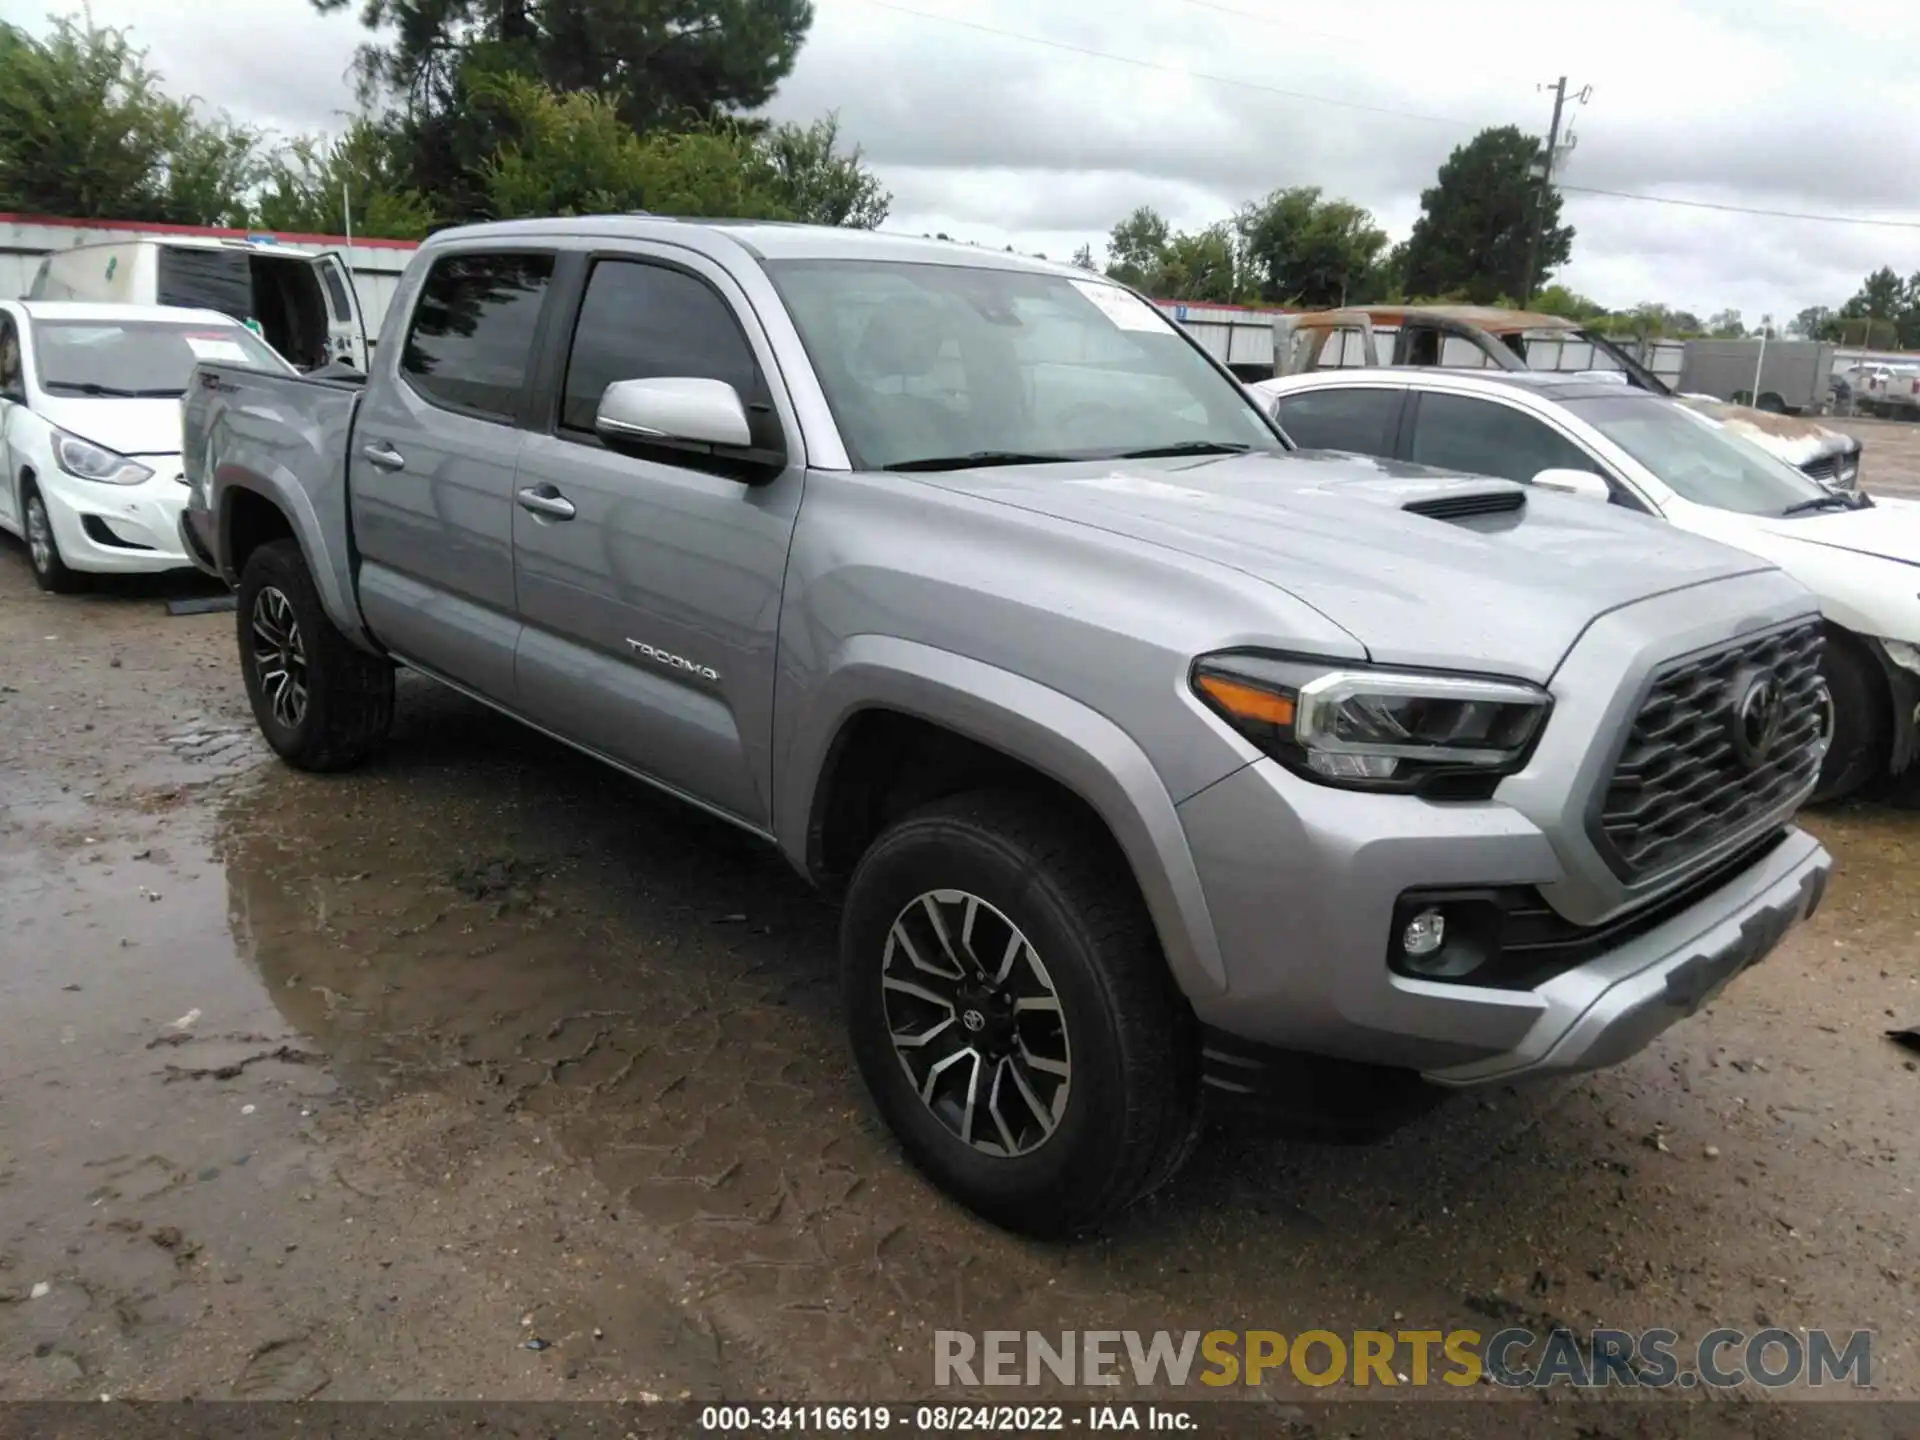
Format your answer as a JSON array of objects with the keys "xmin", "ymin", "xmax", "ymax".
[
  {"xmin": 0, "ymin": 301, "xmax": 291, "ymax": 592},
  {"xmin": 1255, "ymin": 367, "xmax": 1920, "ymax": 803}
]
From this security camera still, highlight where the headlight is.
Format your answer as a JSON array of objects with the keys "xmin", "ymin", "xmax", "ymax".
[
  {"xmin": 52, "ymin": 430, "xmax": 154, "ymax": 486},
  {"xmin": 1191, "ymin": 653, "xmax": 1551, "ymax": 797}
]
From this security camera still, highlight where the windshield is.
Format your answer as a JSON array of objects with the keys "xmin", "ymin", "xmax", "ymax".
[
  {"xmin": 31, "ymin": 318, "xmax": 288, "ymax": 398},
  {"xmin": 762, "ymin": 259, "xmax": 1284, "ymax": 470},
  {"xmin": 1564, "ymin": 394, "xmax": 1832, "ymax": 516}
]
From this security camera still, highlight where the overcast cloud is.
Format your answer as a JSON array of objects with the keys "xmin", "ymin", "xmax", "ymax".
[{"xmin": 35, "ymin": 0, "xmax": 1920, "ymax": 322}]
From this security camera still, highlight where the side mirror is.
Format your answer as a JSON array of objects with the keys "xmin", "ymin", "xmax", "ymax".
[
  {"xmin": 1531, "ymin": 467, "xmax": 1612, "ymax": 503},
  {"xmin": 596, "ymin": 377, "xmax": 753, "ymax": 450}
]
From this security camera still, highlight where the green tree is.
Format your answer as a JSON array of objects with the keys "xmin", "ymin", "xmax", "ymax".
[
  {"xmin": 253, "ymin": 119, "xmax": 438, "ymax": 239},
  {"xmin": 0, "ymin": 15, "xmax": 260, "ymax": 225},
  {"xmin": 1234, "ymin": 186, "xmax": 1386, "ymax": 307},
  {"xmin": 1704, "ymin": 308, "xmax": 1745, "ymax": 338},
  {"xmin": 475, "ymin": 72, "xmax": 883, "ymax": 225},
  {"xmin": 1157, "ymin": 223, "xmax": 1242, "ymax": 303},
  {"xmin": 757, "ymin": 113, "xmax": 887, "ymax": 228},
  {"xmin": 1103, "ymin": 205, "xmax": 1172, "ymax": 291},
  {"xmin": 314, "ymin": 0, "xmax": 814, "ymax": 141},
  {"xmin": 1837, "ymin": 266, "xmax": 1919, "ymax": 347},
  {"xmin": 1070, "ymin": 242, "xmax": 1096, "ymax": 271},
  {"xmin": 1400, "ymin": 125, "xmax": 1572, "ymax": 305},
  {"xmin": 1527, "ymin": 283, "xmax": 1609, "ymax": 324},
  {"xmin": 1790, "ymin": 305, "xmax": 1835, "ymax": 340}
]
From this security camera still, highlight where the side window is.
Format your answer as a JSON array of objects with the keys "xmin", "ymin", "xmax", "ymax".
[
  {"xmin": 559, "ymin": 259, "xmax": 765, "ymax": 439},
  {"xmin": 317, "ymin": 260, "xmax": 353, "ymax": 321},
  {"xmin": 1272, "ymin": 387, "xmax": 1401, "ymax": 457},
  {"xmin": 400, "ymin": 252, "xmax": 555, "ymax": 422},
  {"xmin": 0, "ymin": 317, "xmax": 21, "ymax": 396},
  {"xmin": 1408, "ymin": 393, "xmax": 1597, "ymax": 484}
]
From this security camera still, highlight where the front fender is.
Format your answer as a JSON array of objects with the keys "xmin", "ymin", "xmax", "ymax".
[{"xmin": 777, "ymin": 634, "xmax": 1231, "ymax": 1001}]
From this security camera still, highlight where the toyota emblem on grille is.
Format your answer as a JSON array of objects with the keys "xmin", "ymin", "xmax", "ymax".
[{"xmin": 1729, "ymin": 667, "xmax": 1784, "ymax": 769}]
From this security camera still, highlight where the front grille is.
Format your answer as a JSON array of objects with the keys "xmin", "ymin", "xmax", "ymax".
[
  {"xmin": 1594, "ymin": 621, "xmax": 1825, "ymax": 881},
  {"xmin": 1799, "ymin": 448, "xmax": 1860, "ymax": 491}
]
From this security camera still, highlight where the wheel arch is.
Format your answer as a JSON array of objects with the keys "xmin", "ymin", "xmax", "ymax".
[
  {"xmin": 781, "ymin": 637, "xmax": 1231, "ymax": 1001},
  {"xmin": 216, "ymin": 477, "xmax": 381, "ymax": 655}
]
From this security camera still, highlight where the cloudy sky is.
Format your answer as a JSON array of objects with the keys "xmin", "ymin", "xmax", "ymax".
[{"xmin": 30, "ymin": 0, "xmax": 1920, "ymax": 322}]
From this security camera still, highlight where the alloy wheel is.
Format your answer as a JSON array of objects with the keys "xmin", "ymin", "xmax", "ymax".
[
  {"xmin": 881, "ymin": 889, "xmax": 1072, "ymax": 1157},
  {"xmin": 251, "ymin": 585, "xmax": 310, "ymax": 730},
  {"xmin": 25, "ymin": 495, "xmax": 53, "ymax": 576}
]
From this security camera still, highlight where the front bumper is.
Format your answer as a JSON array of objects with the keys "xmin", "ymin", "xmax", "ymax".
[
  {"xmin": 1177, "ymin": 755, "xmax": 1830, "ymax": 1084},
  {"xmin": 39, "ymin": 459, "xmax": 193, "ymax": 574}
]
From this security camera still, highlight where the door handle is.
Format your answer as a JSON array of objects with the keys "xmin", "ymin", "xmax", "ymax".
[
  {"xmin": 516, "ymin": 484, "xmax": 576, "ymax": 521},
  {"xmin": 361, "ymin": 441, "xmax": 406, "ymax": 472}
]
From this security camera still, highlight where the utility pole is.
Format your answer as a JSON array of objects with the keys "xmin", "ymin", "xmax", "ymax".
[{"xmin": 1520, "ymin": 76, "xmax": 1588, "ymax": 307}]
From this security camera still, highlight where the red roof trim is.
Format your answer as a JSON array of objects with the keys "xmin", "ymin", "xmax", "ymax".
[{"xmin": 0, "ymin": 212, "xmax": 421, "ymax": 251}]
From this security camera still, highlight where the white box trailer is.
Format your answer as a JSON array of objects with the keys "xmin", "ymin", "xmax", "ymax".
[{"xmin": 1, "ymin": 215, "xmax": 417, "ymax": 367}]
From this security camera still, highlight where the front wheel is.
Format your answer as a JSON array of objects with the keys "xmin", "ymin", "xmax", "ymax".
[
  {"xmin": 237, "ymin": 539, "xmax": 394, "ymax": 772},
  {"xmin": 22, "ymin": 483, "xmax": 83, "ymax": 594},
  {"xmin": 840, "ymin": 791, "xmax": 1200, "ymax": 1237},
  {"xmin": 1812, "ymin": 631, "xmax": 1889, "ymax": 804}
]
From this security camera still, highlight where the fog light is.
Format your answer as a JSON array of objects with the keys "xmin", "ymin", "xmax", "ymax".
[{"xmin": 1402, "ymin": 908, "xmax": 1446, "ymax": 958}]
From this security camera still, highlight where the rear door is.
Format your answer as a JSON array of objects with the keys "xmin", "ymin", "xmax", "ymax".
[
  {"xmin": 508, "ymin": 247, "xmax": 803, "ymax": 828},
  {"xmin": 310, "ymin": 253, "xmax": 368, "ymax": 370},
  {"xmin": 349, "ymin": 247, "xmax": 558, "ymax": 701}
]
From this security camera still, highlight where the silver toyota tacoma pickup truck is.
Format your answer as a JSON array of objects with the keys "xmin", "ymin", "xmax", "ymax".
[{"xmin": 181, "ymin": 217, "xmax": 1833, "ymax": 1236}]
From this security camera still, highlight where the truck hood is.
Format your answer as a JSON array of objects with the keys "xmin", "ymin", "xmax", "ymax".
[
  {"xmin": 914, "ymin": 449, "xmax": 1775, "ymax": 682},
  {"xmin": 32, "ymin": 395, "xmax": 186, "ymax": 459}
]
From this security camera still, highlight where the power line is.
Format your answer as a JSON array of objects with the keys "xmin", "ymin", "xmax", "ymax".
[
  {"xmin": 1558, "ymin": 183, "xmax": 1920, "ymax": 230},
  {"xmin": 849, "ymin": 0, "xmax": 1472, "ymax": 128}
]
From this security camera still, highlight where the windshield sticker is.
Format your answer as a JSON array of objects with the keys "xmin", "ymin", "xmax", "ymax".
[
  {"xmin": 185, "ymin": 336, "xmax": 250, "ymax": 363},
  {"xmin": 1069, "ymin": 280, "xmax": 1170, "ymax": 333}
]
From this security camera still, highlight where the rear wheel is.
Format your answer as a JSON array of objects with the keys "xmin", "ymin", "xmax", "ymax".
[
  {"xmin": 1812, "ymin": 631, "xmax": 1889, "ymax": 804},
  {"xmin": 237, "ymin": 539, "xmax": 394, "ymax": 772},
  {"xmin": 840, "ymin": 791, "xmax": 1200, "ymax": 1236},
  {"xmin": 21, "ymin": 482, "xmax": 83, "ymax": 594}
]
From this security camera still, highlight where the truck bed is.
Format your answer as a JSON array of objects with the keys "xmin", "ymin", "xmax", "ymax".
[{"xmin": 182, "ymin": 361, "xmax": 372, "ymax": 647}]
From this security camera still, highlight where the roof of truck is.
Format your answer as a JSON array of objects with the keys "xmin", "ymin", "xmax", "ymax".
[{"xmin": 424, "ymin": 215, "xmax": 1094, "ymax": 278}]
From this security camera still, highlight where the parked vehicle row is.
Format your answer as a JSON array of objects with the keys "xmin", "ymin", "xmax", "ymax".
[
  {"xmin": 0, "ymin": 301, "xmax": 294, "ymax": 592},
  {"xmin": 1273, "ymin": 306, "xmax": 1867, "ymax": 490},
  {"xmin": 152, "ymin": 217, "xmax": 1840, "ymax": 1235},
  {"xmin": 1254, "ymin": 368, "xmax": 1920, "ymax": 805}
]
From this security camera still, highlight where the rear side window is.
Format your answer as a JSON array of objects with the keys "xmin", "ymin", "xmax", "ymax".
[
  {"xmin": 1408, "ymin": 392, "xmax": 1595, "ymax": 483},
  {"xmin": 1271, "ymin": 387, "xmax": 1401, "ymax": 456},
  {"xmin": 401, "ymin": 252, "xmax": 555, "ymax": 421},
  {"xmin": 157, "ymin": 246, "xmax": 253, "ymax": 318},
  {"xmin": 560, "ymin": 259, "xmax": 761, "ymax": 433}
]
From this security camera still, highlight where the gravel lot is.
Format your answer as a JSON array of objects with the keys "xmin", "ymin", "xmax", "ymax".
[{"xmin": 2, "ymin": 431, "xmax": 1917, "ymax": 1417}]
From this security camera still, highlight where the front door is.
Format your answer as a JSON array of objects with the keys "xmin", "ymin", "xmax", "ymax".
[
  {"xmin": 510, "ymin": 250, "xmax": 803, "ymax": 829},
  {"xmin": 349, "ymin": 247, "xmax": 557, "ymax": 701}
]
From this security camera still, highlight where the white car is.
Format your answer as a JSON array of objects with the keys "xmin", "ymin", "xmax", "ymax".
[
  {"xmin": 1255, "ymin": 368, "xmax": 1920, "ymax": 803},
  {"xmin": 0, "ymin": 301, "xmax": 291, "ymax": 592}
]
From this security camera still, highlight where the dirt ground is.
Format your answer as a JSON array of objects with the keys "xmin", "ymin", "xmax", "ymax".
[{"xmin": 1, "ymin": 468, "xmax": 1917, "ymax": 1410}]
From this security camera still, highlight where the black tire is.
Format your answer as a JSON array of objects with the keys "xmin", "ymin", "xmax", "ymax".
[
  {"xmin": 1813, "ymin": 629, "xmax": 1889, "ymax": 804},
  {"xmin": 20, "ymin": 480, "xmax": 83, "ymax": 594},
  {"xmin": 236, "ymin": 539, "xmax": 394, "ymax": 772},
  {"xmin": 840, "ymin": 790, "xmax": 1200, "ymax": 1237}
]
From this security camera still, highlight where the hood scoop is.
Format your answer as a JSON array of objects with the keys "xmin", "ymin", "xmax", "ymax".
[{"xmin": 1402, "ymin": 484, "xmax": 1527, "ymax": 522}]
